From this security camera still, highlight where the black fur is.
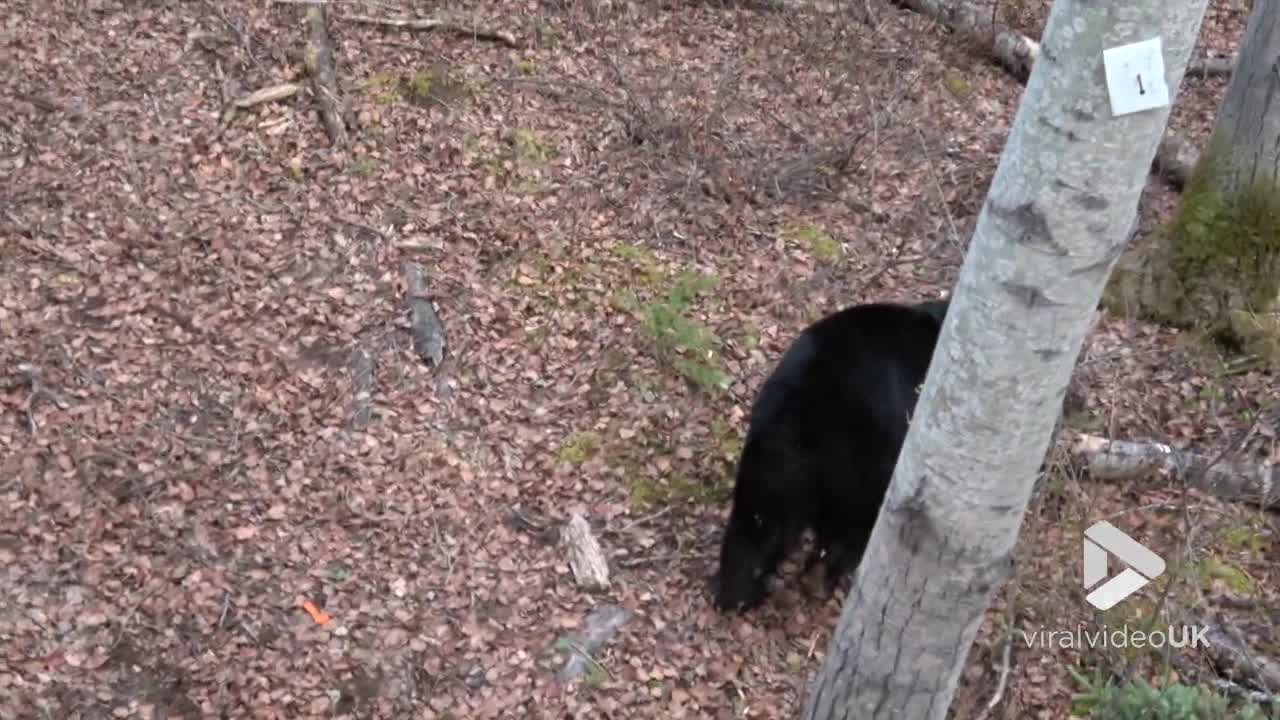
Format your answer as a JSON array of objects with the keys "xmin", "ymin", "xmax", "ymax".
[{"xmin": 714, "ymin": 299, "xmax": 949, "ymax": 612}]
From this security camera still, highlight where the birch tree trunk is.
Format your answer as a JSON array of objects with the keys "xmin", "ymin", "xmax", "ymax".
[
  {"xmin": 801, "ymin": 1, "xmax": 1210, "ymax": 718},
  {"xmin": 1107, "ymin": 0, "xmax": 1280, "ymax": 361}
]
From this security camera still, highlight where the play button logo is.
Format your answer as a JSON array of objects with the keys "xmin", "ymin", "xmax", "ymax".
[{"xmin": 1082, "ymin": 520, "xmax": 1166, "ymax": 610}]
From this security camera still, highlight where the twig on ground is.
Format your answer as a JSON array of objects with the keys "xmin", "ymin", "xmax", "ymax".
[
  {"xmin": 340, "ymin": 14, "xmax": 519, "ymax": 48},
  {"xmin": 975, "ymin": 628, "xmax": 1014, "ymax": 719},
  {"xmin": 217, "ymin": 591, "xmax": 232, "ymax": 629},
  {"xmin": 219, "ymin": 83, "xmax": 300, "ymax": 127},
  {"xmin": 16, "ymin": 362, "xmax": 72, "ymax": 434},
  {"xmin": 507, "ymin": 508, "xmax": 550, "ymax": 532},
  {"xmin": 1206, "ymin": 677, "xmax": 1280, "ymax": 705},
  {"xmin": 914, "ymin": 124, "xmax": 961, "ymax": 248},
  {"xmin": 615, "ymin": 551, "xmax": 714, "ymax": 568},
  {"xmin": 615, "ymin": 506, "xmax": 672, "ymax": 534},
  {"xmin": 975, "ymin": 586, "xmax": 1019, "ymax": 720},
  {"xmin": 350, "ymin": 346, "xmax": 374, "ymax": 431}
]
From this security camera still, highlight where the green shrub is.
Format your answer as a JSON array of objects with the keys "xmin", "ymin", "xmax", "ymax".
[{"xmin": 1072, "ymin": 671, "xmax": 1274, "ymax": 720}]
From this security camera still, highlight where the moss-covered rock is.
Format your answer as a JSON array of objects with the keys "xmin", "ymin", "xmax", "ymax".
[{"xmin": 1106, "ymin": 137, "xmax": 1280, "ymax": 363}]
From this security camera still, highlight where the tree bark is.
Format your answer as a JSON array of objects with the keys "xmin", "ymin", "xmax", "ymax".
[
  {"xmin": 401, "ymin": 260, "xmax": 447, "ymax": 366},
  {"xmin": 801, "ymin": 1, "xmax": 1210, "ymax": 718},
  {"xmin": 1213, "ymin": 1, "xmax": 1280, "ymax": 196},
  {"xmin": 561, "ymin": 512, "xmax": 611, "ymax": 590}
]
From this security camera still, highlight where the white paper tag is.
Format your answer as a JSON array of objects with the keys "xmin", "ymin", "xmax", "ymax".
[{"xmin": 1103, "ymin": 37, "xmax": 1170, "ymax": 117}]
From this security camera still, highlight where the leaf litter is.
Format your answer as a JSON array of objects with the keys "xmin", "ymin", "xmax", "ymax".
[{"xmin": 0, "ymin": 0, "xmax": 1273, "ymax": 718}]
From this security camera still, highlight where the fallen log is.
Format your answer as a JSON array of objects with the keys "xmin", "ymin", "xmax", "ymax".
[{"xmin": 1072, "ymin": 433, "xmax": 1279, "ymax": 508}]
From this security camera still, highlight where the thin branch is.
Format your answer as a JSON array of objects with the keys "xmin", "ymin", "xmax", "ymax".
[{"xmin": 340, "ymin": 14, "xmax": 519, "ymax": 48}]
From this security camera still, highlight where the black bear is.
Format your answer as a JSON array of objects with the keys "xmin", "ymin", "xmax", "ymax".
[{"xmin": 714, "ymin": 298, "xmax": 949, "ymax": 613}]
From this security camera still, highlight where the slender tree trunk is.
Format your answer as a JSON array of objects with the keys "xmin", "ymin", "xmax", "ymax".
[
  {"xmin": 1214, "ymin": 0, "xmax": 1280, "ymax": 196},
  {"xmin": 1206, "ymin": 0, "xmax": 1280, "ymax": 359},
  {"xmin": 801, "ymin": 1, "xmax": 1210, "ymax": 718}
]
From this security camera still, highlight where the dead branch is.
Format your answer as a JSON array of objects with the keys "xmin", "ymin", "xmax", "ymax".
[
  {"xmin": 1170, "ymin": 651, "xmax": 1280, "ymax": 707},
  {"xmin": 720, "ymin": 0, "xmax": 865, "ymax": 14},
  {"xmin": 1072, "ymin": 434, "xmax": 1279, "ymax": 508},
  {"xmin": 17, "ymin": 93, "xmax": 66, "ymax": 114},
  {"xmin": 305, "ymin": 4, "xmax": 351, "ymax": 146},
  {"xmin": 235, "ymin": 83, "xmax": 300, "ymax": 109},
  {"xmin": 890, "ymin": 0, "xmax": 1038, "ymax": 80},
  {"xmin": 506, "ymin": 507, "xmax": 551, "ymax": 533},
  {"xmin": 350, "ymin": 347, "xmax": 373, "ymax": 431},
  {"xmin": 219, "ymin": 83, "xmax": 300, "ymax": 126},
  {"xmin": 561, "ymin": 513, "xmax": 611, "ymax": 591},
  {"xmin": 340, "ymin": 14, "xmax": 519, "ymax": 48},
  {"xmin": 974, "ymin": 620, "xmax": 1014, "ymax": 720},
  {"xmin": 16, "ymin": 362, "xmax": 72, "ymax": 434},
  {"xmin": 615, "ymin": 551, "xmax": 716, "ymax": 568},
  {"xmin": 1186, "ymin": 53, "xmax": 1237, "ymax": 78},
  {"xmin": 400, "ymin": 260, "xmax": 447, "ymax": 366},
  {"xmin": 1202, "ymin": 617, "xmax": 1280, "ymax": 695},
  {"xmin": 1206, "ymin": 678, "xmax": 1280, "ymax": 706}
]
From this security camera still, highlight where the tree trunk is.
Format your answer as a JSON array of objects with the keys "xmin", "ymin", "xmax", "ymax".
[
  {"xmin": 1107, "ymin": 0, "xmax": 1280, "ymax": 361},
  {"xmin": 1215, "ymin": 1, "xmax": 1280, "ymax": 197},
  {"xmin": 801, "ymin": 1, "xmax": 1210, "ymax": 718}
]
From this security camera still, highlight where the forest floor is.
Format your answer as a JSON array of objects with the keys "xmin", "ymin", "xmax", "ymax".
[{"xmin": 1, "ymin": 0, "xmax": 1275, "ymax": 718}]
